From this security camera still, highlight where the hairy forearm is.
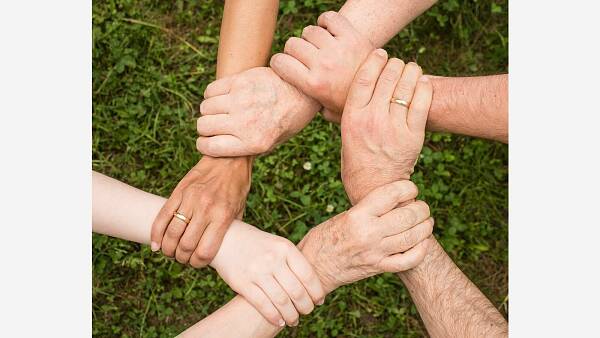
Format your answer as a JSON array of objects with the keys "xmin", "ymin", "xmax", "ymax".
[
  {"xmin": 398, "ymin": 238, "xmax": 507, "ymax": 338},
  {"xmin": 428, "ymin": 74, "xmax": 508, "ymax": 143},
  {"xmin": 339, "ymin": 0, "xmax": 437, "ymax": 47}
]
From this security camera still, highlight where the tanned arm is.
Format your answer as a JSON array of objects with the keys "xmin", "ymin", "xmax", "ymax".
[{"xmin": 180, "ymin": 1, "xmax": 285, "ymax": 336}]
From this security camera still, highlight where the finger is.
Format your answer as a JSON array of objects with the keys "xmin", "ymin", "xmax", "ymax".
[
  {"xmin": 175, "ymin": 215, "xmax": 209, "ymax": 265},
  {"xmin": 301, "ymin": 25, "xmax": 336, "ymax": 49},
  {"xmin": 346, "ymin": 48, "xmax": 388, "ymax": 109},
  {"xmin": 196, "ymin": 114, "xmax": 233, "ymax": 137},
  {"xmin": 161, "ymin": 203, "xmax": 194, "ymax": 257},
  {"xmin": 287, "ymin": 249, "xmax": 326, "ymax": 304},
  {"xmin": 379, "ymin": 237, "xmax": 432, "ymax": 272},
  {"xmin": 196, "ymin": 135, "xmax": 247, "ymax": 157},
  {"xmin": 381, "ymin": 217, "xmax": 434, "ymax": 254},
  {"xmin": 321, "ymin": 108, "xmax": 341, "ymax": 124},
  {"xmin": 274, "ymin": 266, "xmax": 315, "ymax": 316},
  {"xmin": 317, "ymin": 11, "xmax": 354, "ymax": 37},
  {"xmin": 284, "ymin": 37, "xmax": 318, "ymax": 68},
  {"xmin": 199, "ymin": 95, "xmax": 230, "ymax": 116},
  {"xmin": 204, "ymin": 77, "xmax": 233, "ymax": 98},
  {"xmin": 390, "ymin": 62, "xmax": 422, "ymax": 123},
  {"xmin": 355, "ymin": 180, "xmax": 419, "ymax": 216},
  {"xmin": 257, "ymin": 277, "xmax": 300, "ymax": 326},
  {"xmin": 241, "ymin": 283, "xmax": 285, "ymax": 327},
  {"xmin": 378, "ymin": 200, "xmax": 431, "ymax": 235},
  {"xmin": 189, "ymin": 217, "xmax": 232, "ymax": 268},
  {"xmin": 150, "ymin": 193, "xmax": 182, "ymax": 251},
  {"xmin": 270, "ymin": 53, "xmax": 311, "ymax": 93},
  {"xmin": 371, "ymin": 58, "xmax": 405, "ymax": 109},
  {"xmin": 407, "ymin": 75, "xmax": 433, "ymax": 133}
]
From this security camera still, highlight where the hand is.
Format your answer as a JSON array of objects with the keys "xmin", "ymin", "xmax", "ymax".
[
  {"xmin": 270, "ymin": 11, "xmax": 374, "ymax": 122},
  {"xmin": 195, "ymin": 67, "xmax": 321, "ymax": 157},
  {"xmin": 211, "ymin": 221, "xmax": 325, "ymax": 327},
  {"xmin": 298, "ymin": 181, "xmax": 434, "ymax": 293},
  {"xmin": 341, "ymin": 49, "xmax": 432, "ymax": 204},
  {"xmin": 150, "ymin": 156, "xmax": 251, "ymax": 268}
]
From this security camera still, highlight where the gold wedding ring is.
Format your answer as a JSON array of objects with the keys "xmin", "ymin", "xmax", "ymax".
[
  {"xmin": 173, "ymin": 211, "xmax": 190, "ymax": 224},
  {"xmin": 390, "ymin": 97, "xmax": 409, "ymax": 108}
]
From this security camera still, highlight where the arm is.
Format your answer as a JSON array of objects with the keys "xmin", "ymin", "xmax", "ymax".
[
  {"xmin": 338, "ymin": 0, "xmax": 437, "ymax": 48},
  {"xmin": 195, "ymin": 1, "xmax": 437, "ymax": 157},
  {"xmin": 217, "ymin": 0, "xmax": 279, "ymax": 77},
  {"xmin": 182, "ymin": 181, "xmax": 434, "ymax": 337},
  {"xmin": 93, "ymin": 171, "xmax": 324, "ymax": 330},
  {"xmin": 340, "ymin": 50, "xmax": 507, "ymax": 337},
  {"xmin": 150, "ymin": 0, "xmax": 279, "ymax": 267},
  {"xmin": 398, "ymin": 240, "xmax": 507, "ymax": 337},
  {"xmin": 270, "ymin": 9, "xmax": 507, "ymax": 142},
  {"xmin": 428, "ymin": 74, "xmax": 508, "ymax": 143}
]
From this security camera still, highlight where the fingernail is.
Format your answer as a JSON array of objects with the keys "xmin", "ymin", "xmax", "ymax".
[
  {"xmin": 375, "ymin": 49, "xmax": 387, "ymax": 57},
  {"xmin": 278, "ymin": 319, "xmax": 285, "ymax": 327},
  {"xmin": 150, "ymin": 242, "xmax": 159, "ymax": 252},
  {"xmin": 291, "ymin": 320, "xmax": 299, "ymax": 327},
  {"xmin": 317, "ymin": 299, "xmax": 325, "ymax": 306},
  {"xmin": 323, "ymin": 11, "xmax": 334, "ymax": 19},
  {"xmin": 419, "ymin": 75, "xmax": 430, "ymax": 82}
]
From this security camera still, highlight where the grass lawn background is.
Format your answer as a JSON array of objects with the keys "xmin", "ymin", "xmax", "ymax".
[{"xmin": 92, "ymin": 0, "xmax": 508, "ymax": 336}]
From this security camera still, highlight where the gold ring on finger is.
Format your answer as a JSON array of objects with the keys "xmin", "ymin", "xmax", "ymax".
[
  {"xmin": 173, "ymin": 211, "xmax": 190, "ymax": 224},
  {"xmin": 390, "ymin": 98, "xmax": 409, "ymax": 108}
]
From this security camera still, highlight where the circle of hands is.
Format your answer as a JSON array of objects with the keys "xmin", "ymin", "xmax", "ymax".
[{"xmin": 150, "ymin": 12, "xmax": 435, "ymax": 327}]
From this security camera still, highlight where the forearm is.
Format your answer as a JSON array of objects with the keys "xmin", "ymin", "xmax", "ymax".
[
  {"xmin": 93, "ymin": 171, "xmax": 283, "ymax": 337},
  {"xmin": 179, "ymin": 296, "xmax": 281, "ymax": 338},
  {"xmin": 428, "ymin": 74, "xmax": 508, "ymax": 143},
  {"xmin": 217, "ymin": 0, "xmax": 279, "ymax": 78},
  {"xmin": 92, "ymin": 171, "xmax": 162, "ymax": 244},
  {"xmin": 339, "ymin": 0, "xmax": 437, "ymax": 47},
  {"xmin": 210, "ymin": 0, "xmax": 280, "ymax": 168},
  {"xmin": 398, "ymin": 238, "xmax": 507, "ymax": 337}
]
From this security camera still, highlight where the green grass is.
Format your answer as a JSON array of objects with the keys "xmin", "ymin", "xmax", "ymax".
[{"xmin": 92, "ymin": 0, "xmax": 508, "ymax": 336}]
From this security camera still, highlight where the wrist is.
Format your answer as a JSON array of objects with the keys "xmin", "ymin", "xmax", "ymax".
[{"xmin": 397, "ymin": 236, "xmax": 445, "ymax": 286}]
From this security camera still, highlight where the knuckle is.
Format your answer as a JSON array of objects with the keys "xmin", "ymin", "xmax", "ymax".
[
  {"xmin": 319, "ymin": 57, "xmax": 337, "ymax": 71},
  {"xmin": 178, "ymin": 240, "xmax": 196, "ymax": 253},
  {"xmin": 194, "ymin": 244, "xmax": 218, "ymax": 263},
  {"xmin": 355, "ymin": 71, "xmax": 374, "ymax": 87},
  {"xmin": 284, "ymin": 37, "xmax": 300, "ymax": 54},
  {"xmin": 417, "ymin": 201, "xmax": 431, "ymax": 218},
  {"xmin": 290, "ymin": 287, "xmax": 305, "ymax": 301},
  {"xmin": 380, "ymin": 68, "xmax": 399, "ymax": 83},
  {"xmin": 198, "ymin": 195, "xmax": 214, "ymax": 207},
  {"xmin": 403, "ymin": 208, "xmax": 418, "ymax": 225},
  {"xmin": 358, "ymin": 251, "xmax": 379, "ymax": 265},
  {"xmin": 306, "ymin": 75, "xmax": 327, "ymax": 92},
  {"xmin": 275, "ymin": 293, "xmax": 289, "ymax": 306},
  {"xmin": 261, "ymin": 251, "xmax": 279, "ymax": 266},
  {"xmin": 394, "ymin": 82, "xmax": 413, "ymax": 95},
  {"xmin": 301, "ymin": 25, "xmax": 314, "ymax": 37},
  {"xmin": 400, "ymin": 230, "xmax": 417, "ymax": 248}
]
